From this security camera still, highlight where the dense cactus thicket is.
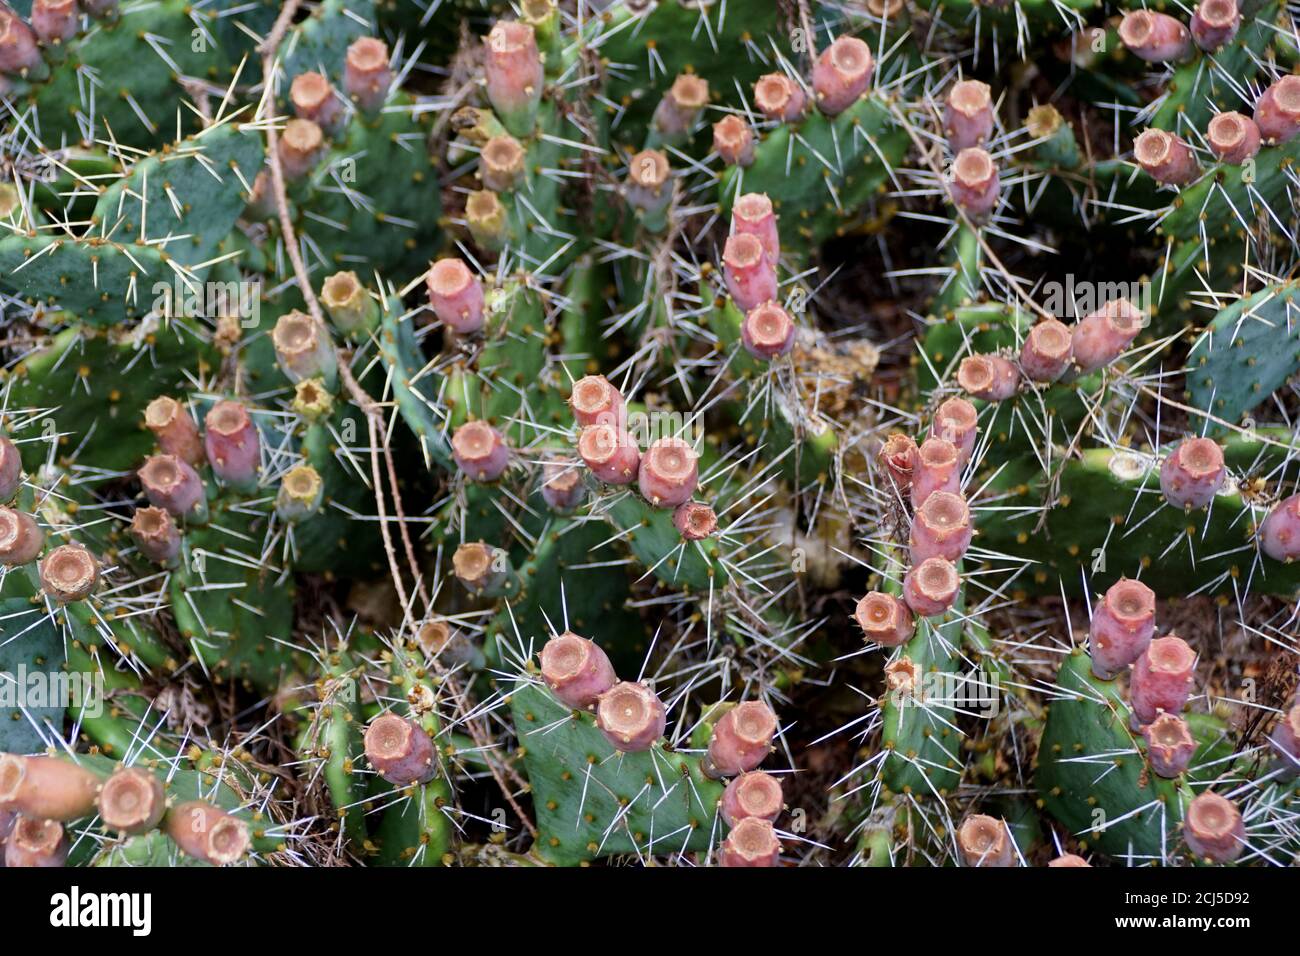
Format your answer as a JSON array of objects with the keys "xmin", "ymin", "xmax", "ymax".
[{"xmin": 0, "ymin": 0, "xmax": 1298, "ymax": 869}]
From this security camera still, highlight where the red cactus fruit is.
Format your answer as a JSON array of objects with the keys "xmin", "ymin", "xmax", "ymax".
[
  {"xmin": 1020, "ymin": 319, "xmax": 1074, "ymax": 382},
  {"xmin": 1130, "ymin": 634, "xmax": 1197, "ymax": 726},
  {"xmin": 1088, "ymin": 577, "xmax": 1156, "ymax": 679},
  {"xmin": 1142, "ymin": 713, "xmax": 1197, "ymax": 778},
  {"xmin": 708, "ymin": 701, "xmax": 778, "ymax": 776},
  {"xmin": 754, "ymin": 72, "xmax": 806, "ymax": 122},
  {"xmin": 0, "ymin": 507, "xmax": 43, "ymax": 566},
  {"xmin": 910, "ymin": 490, "xmax": 973, "ymax": 564},
  {"xmin": 578, "ymin": 423, "xmax": 640, "ymax": 484},
  {"xmin": 364, "ymin": 713, "xmax": 438, "ymax": 786},
  {"xmin": 723, "ymin": 232, "xmax": 778, "ymax": 311},
  {"xmin": 165, "ymin": 802, "xmax": 251, "ymax": 866},
  {"xmin": 638, "ymin": 437, "xmax": 699, "ymax": 508},
  {"xmin": 944, "ymin": 79, "xmax": 994, "ymax": 150},
  {"xmin": 957, "ymin": 814, "xmax": 1015, "ymax": 867},
  {"xmin": 451, "ymin": 421, "xmax": 510, "ymax": 482},
  {"xmin": 957, "ymin": 353, "xmax": 1019, "ymax": 401},
  {"xmin": 1072, "ymin": 298, "xmax": 1144, "ymax": 372},
  {"xmin": 813, "ymin": 36, "xmax": 874, "ymax": 115},
  {"xmin": 1183, "ymin": 791, "xmax": 1245, "ymax": 863},
  {"xmin": 427, "ymin": 258, "xmax": 486, "ymax": 334},
  {"xmin": 540, "ymin": 632, "xmax": 617, "ymax": 710},
  {"xmin": 854, "ymin": 591, "xmax": 915, "ymax": 647},
  {"xmin": 1159, "ymin": 437, "xmax": 1225, "ymax": 509},
  {"xmin": 596, "ymin": 682, "xmax": 666, "ymax": 752},
  {"xmin": 1206, "ymin": 111, "xmax": 1260, "ymax": 165},
  {"xmin": 1134, "ymin": 128, "xmax": 1199, "ymax": 185},
  {"xmin": 903, "ymin": 557, "xmax": 960, "ymax": 617},
  {"xmin": 144, "ymin": 396, "xmax": 205, "ymax": 466},
  {"xmin": 911, "ymin": 437, "xmax": 962, "ymax": 508},
  {"xmin": 1119, "ymin": 10, "xmax": 1192, "ymax": 62}
]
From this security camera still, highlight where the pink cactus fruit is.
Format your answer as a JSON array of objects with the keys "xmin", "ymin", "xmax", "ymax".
[
  {"xmin": 0, "ymin": 507, "xmax": 43, "ymax": 566},
  {"xmin": 708, "ymin": 701, "xmax": 778, "ymax": 776},
  {"xmin": 654, "ymin": 73, "xmax": 709, "ymax": 138},
  {"xmin": 910, "ymin": 490, "xmax": 973, "ymax": 564},
  {"xmin": 129, "ymin": 506, "xmax": 180, "ymax": 566},
  {"xmin": 1260, "ymin": 493, "xmax": 1300, "ymax": 562},
  {"xmin": 720, "ymin": 771, "xmax": 783, "ymax": 828},
  {"xmin": 1142, "ymin": 713, "xmax": 1197, "ymax": 778},
  {"xmin": 165, "ymin": 802, "xmax": 250, "ymax": 866},
  {"xmin": 451, "ymin": 421, "xmax": 510, "ymax": 482},
  {"xmin": 813, "ymin": 36, "xmax": 874, "ymax": 115},
  {"xmin": 578, "ymin": 423, "xmax": 640, "ymax": 484},
  {"xmin": 144, "ymin": 396, "xmax": 205, "ymax": 466},
  {"xmin": 5, "ymin": 817, "xmax": 66, "ymax": 868},
  {"xmin": 484, "ymin": 21, "xmax": 544, "ymax": 134},
  {"xmin": 427, "ymin": 258, "xmax": 485, "ymax": 334},
  {"xmin": 673, "ymin": 501, "xmax": 717, "ymax": 541},
  {"xmin": 39, "ymin": 543, "xmax": 99, "ymax": 604},
  {"xmin": 539, "ymin": 632, "xmax": 617, "ymax": 710},
  {"xmin": 1134, "ymin": 128, "xmax": 1199, "ymax": 185},
  {"xmin": 0, "ymin": 11, "xmax": 42, "ymax": 75},
  {"xmin": 719, "ymin": 816, "xmax": 781, "ymax": 867},
  {"xmin": 596, "ymin": 682, "xmax": 666, "ymax": 752},
  {"xmin": 1130, "ymin": 634, "xmax": 1197, "ymax": 727},
  {"xmin": 741, "ymin": 302, "xmax": 796, "ymax": 360},
  {"xmin": 1268, "ymin": 703, "xmax": 1300, "ymax": 776},
  {"xmin": 279, "ymin": 119, "xmax": 324, "ymax": 181},
  {"xmin": 540, "ymin": 462, "xmax": 585, "ymax": 512},
  {"xmin": 569, "ymin": 374, "xmax": 624, "ymax": 428},
  {"xmin": 723, "ymin": 232, "xmax": 778, "ymax": 312},
  {"xmin": 903, "ymin": 557, "xmax": 960, "ymax": 617},
  {"xmin": 272, "ymin": 310, "xmax": 335, "ymax": 385},
  {"xmin": 0, "ymin": 434, "xmax": 21, "ymax": 501},
  {"xmin": 0, "ymin": 755, "xmax": 101, "ymax": 820},
  {"xmin": 732, "ymin": 192, "xmax": 780, "ymax": 263},
  {"xmin": 1191, "ymin": 0, "xmax": 1241, "ymax": 50},
  {"xmin": 344, "ymin": 37, "xmax": 391, "ymax": 113},
  {"xmin": 712, "ymin": 114, "xmax": 755, "ymax": 166},
  {"xmin": 364, "ymin": 713, "xmax": 437, "ymax": 786},
  {"xmin": 932, "ymin": 397, "xmax": 978, "ymax": 465},
  {"xmin": 957, "ymin": 814, "xmax": 1015, "ymax": 867},
  {"xmin": 638, "ymin": 437, "xmax": 699, "ymax": 508},
  {"xmin": 1206, "ymin": 111, "xmax": 1261, "ymax": 165},
  {"xmin": 98, "ymin": 767, "xmax": 166, "ymax": 835},
  {"xmin": 1088, "ymin": 577, "xmax": 1156, "ymax": 679},
  {"xmin": 452, "ymin": 542, "xmax": 508, "ymax": 593},
  {"xmin": 290, "ymin": 71, "xmax": 344, "ymax": 136},
  {"xmin": 854, "ymin": 591, "xmax": 915, "ymax": 647},
  {"xmin": 1048, "ymin": 853, "xmax": 1091, "ymax": 867},
  {"xmin": 31, "ymin": 0, "xmax": 78, "ymax": 46},
  {"xmin": 1160, "ymin": 437, "xmax": 1225, "ymax": 509},
  {"xmin": 753, "ymin": 72, "xmax": 806, "ymax": 122},
  {"xmin": 204, "ymin": 401, "xmax": 260, "ymax": 489},
  {"xmin": 1183, "ymin": 791, "xmax": 1245, "ymax": 863},
  {"xmin": 911, "ymin": 437, "xmax": 962, "ymax": 508},
  {"xmin": 944, "ymin": 79, "xmax": 994, "ymax": 150},
  {"xmin": 1020, "ymin": 319, "xmax": 1074, "ymax": 382},
  {"xmin": 1072, "ymin": 298, "xmax": 1144, "ymax": 372},
  {"xmin": 1119, "ymin": 10, "xmax": 1193, "ymax": 63},
  {"xmin": 880, "ymin": 432, "xmax": 917, "ymax": 494},
  {"xmin": 139, "ymin": 454, "xmax": 204, "ymax": 519},
  {"xmin": 1254, "ymin": 75, "xmax": 1300, "ymax": 145},
  {"xmin": 948, "ymin": 148, "xmax": 1000, "ymax": 222},
  {"xmin": 957, "ymin": 353, "xmax": 1020, "ymax": 401}
]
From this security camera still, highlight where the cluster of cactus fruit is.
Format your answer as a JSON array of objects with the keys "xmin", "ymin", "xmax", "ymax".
[{"xmin": 0, "ymin": 0, "xmax": 1298, "ymax": 869}]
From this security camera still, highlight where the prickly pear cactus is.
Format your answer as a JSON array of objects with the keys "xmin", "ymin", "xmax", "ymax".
[{"xmin": 0, "ymin": 0, "xmax": 1297, "ymax": 874}]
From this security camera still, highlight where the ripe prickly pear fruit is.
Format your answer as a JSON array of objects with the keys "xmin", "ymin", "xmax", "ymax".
[
  {"xmin": 948, "ymin": 148, "xmax": 1000, "ymax": 222},
  {"xmin": 204, "ymin": 401, "xmax": 260, "ymax": 491},
  {"xmin": 719, "ymin": 816, "xmax": 781, "ymax": 867},
  {"xmin": 1071, "ymin": 299, "xmax": 1143, "ymax": 372},
  {"xmin": 290, "ymin": 71, "xmax": 344, "ymax": 137},
  {"xmin": 596, "ymin": 682, "xmax": 666, "ymax": 752},
  {"xmin": 673, "ymin": 501, "xmax": 717, "ymax": 540},
  {"xmin": 541, "ymin": 463, "xmax": 585, "ymax": 512},
  {"xmin": 813, "ymin": 36, "xmax": 873, "ymax": 115},
  {"xmin": 145, "ymin": 397, "xmax": 204, "ymax": 466},
  {"xmin": 452, "ymin": 542, "xmax": 510, "ymax": 593},
  {"xmin": 39, "ymin": 543, "xmax": 99, "ymax": 604},
  {"xmin": 741, "ymin": 302, "xmax": 796, "ymax": 360},
  {"xmin": 909, "ymin": 491, "xmax": 973, "ymax": 564},
  {"xmin": 1119, "ymin": 10, "xmax": 1192, "ymax": 63},
  {"xmin": 880, "ymin": 432, "xmax": 917, "ymax": 494},
  {"xmin": 129, "ymin": 507, "xmax": 180, "ymax": 566},
  {"xmin": 723, "ymin": 233, "xmax": 778, "ymax": 311},
  {"xmin": 638, "ymin": 437, "xmax": 699, "ymax": 508},
  {"xmin": 903, "ymin": 557, "xmax": 960, "ymax": 617},
  {"xmin": 165, "ymin": 802, "xmax": 251, "ymax": 866},
  {"xmin": 364, "ymin": 713, "xmax": 437, "ymax": 786},
  {"xmin": 1183, "ymin": 791, "xmax": 1245, "ymax": 863},
  {"xmin": 754, "ymin": 72, "xmax": 805, "ymax": 122},
  {"xmin": 427, "ymin": 258, "xmax": 486, "ymax": 334},
  {"xmin": 1134, "ymin": 128, "xmax": 1199, "ymax": 185},
  {"xmin": 569, "ymin": 374, "xmax": 623, "ymax": 427},
  {"xmin": 539, "ymin": 632, "xmax": 617, "ymax": 710},
  {"xmin": 732, "ymin": 192, "xmax": 780, "ymax": 263},
  {"xmin": 1206, "ymin": 111, "xmax": 1260, "ymax": 165},
  {"xmin": 98, "ymin": 768, "xmax": 166, "ymax": 835},
  {"xmin": 944, "ymin": 80, "xmax": 994, "ymax": 150},
  {"xmin": 853, "ymin": 591, "xmax": 915, "ymax": 647},
  {"xmin": 911, "ymin": 437, "xmax": 962, "ymax": 508},
  {"xmin": 1020, "ymin": 319, "xmax": 1073, "ymax": 382},
  {"xmin": 1088, "ymin": 577, "xmax": 1156, "ymax": 679},
  {"xmin": 0, "ymin": 508, "xmax": 43, "ymax": 566},
  {"xmin": 1259, "ymin": 494, "xmax": 1300, "ymax": 562},
  {"xmin": 957, "ymin": 814, "xmax": 1015, "ymax": 867},
  {"xmin": 720, "ymin": 772, "xmax": 783, "ymax": 827},
  {"xmin": 1268, "ymin": 703, "xmax": 1300, "ymax": 777},
  {"xmin": 0, "ymin": 755, "xmax": 101, "ymax": 821},
  {"xmin": 5, "ymin": 817, "xmax": 66, "ymax": 868},
  {"xmin": 484, "ymin": 21, "xmax": 543, "ymax": 135},
  {"xmin": 712, "ymin": 114, "xmax": 754, "ymax": 166},
  {"xmin": 932, "ymin": 397, "xmax": 978, "ymax": 465},
  {"xmin": 139, "ymin": 454, "xmax": 205, "ymax": 519},
  {"xmin": 578, "ymin": 423, "xmax": 639, "ymax": 484},
  {"xmin": 1253, "ymin": 75, "xmax": 1300, "ymax": 145},
  {"xmin": 707, "ymin": 701, "xmax": 777, "ymax": 776},
  {"xmin": 452, "ymin": 421, "xmax": 510, "ymax": 482},
  {"xmin": 1130, "ymin": 634, "xmax": 1197, "ymax": 727},
  {"xmin": 0, "ymin": 434, "xmax": 22, "ymax": 501},
  {"xmin": 653, "ymin": 74, "xmax": 709, "ymax": 139},
  {"xmin": 1190, "ymin": 0, "xmax": 1240, "ymax": 51},
  {"xmin": 1159, "ymin": 437, "xmax": 1225, "ymax": 509},
  {"xmin": 1142, "ymin": 713, "xmax": 1197, "ymax": 778},
  {"xmin": 957, "ymin": 353, "xmax": 1019, "ymax": 401}
]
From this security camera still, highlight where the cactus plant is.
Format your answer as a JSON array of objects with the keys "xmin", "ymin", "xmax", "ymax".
[{"xmin": 0, "ymin": 0, "xmax": 1297, "ymax": 877}]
